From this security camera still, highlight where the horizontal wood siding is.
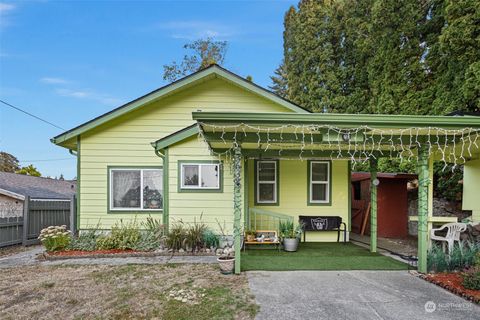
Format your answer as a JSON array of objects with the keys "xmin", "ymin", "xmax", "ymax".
[
  {"xmin": 249, "ymin": 159, "xmax": 349, "ymax": 242},
  {"xmin": 79, "ymin": 78, "xmax": 290, "ymax": 229}
]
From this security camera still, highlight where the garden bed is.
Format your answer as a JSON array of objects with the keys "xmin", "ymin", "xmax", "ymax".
[
  {"xmin": 41, "ymin": 249, "xmax": 216, "ymax": 260},
  {"xmin": 421, "ymin": 273, "xmax": 480, "ymax": 304}
]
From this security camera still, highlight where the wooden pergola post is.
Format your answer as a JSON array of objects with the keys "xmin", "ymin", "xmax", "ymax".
[
  {"xmin": 233, "ymin": 146, "xmax": 242, "ymax": 274},
  {"xmin": 370, "ymin": 158, "xmax": 378, "ymax": 253},
  {"xmin": 417, "ymin": 145, "xmax": 430, "ymax": 273}
]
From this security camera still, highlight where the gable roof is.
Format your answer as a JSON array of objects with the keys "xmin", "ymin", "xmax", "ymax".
[
  {"xmin": 0, "ymin": 172, "xmax": 76, "ymax": 200},
  {"xmin": 151, "ymin": 124, "xmax": 198, "ymax": 151},
  {"xmin": 51, "ymin": 64, "xmax": 309, "ymax": 149}
]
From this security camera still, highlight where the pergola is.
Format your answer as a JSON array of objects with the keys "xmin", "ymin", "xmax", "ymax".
[{"xmin": 192, "ymin": 112, "xmax": 480, "ymax": 274}]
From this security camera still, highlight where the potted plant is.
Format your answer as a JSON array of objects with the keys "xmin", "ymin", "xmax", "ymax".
[
  {"xmin": 245, "ymin": 229, "xmax": 256, "ymax": 242},
  {"xmin": 279, "ymin": 221, "xmax": 303, "ymax": 252},
  {"xmin": 217, "ymin": 249, "xmax": 235, "ymax": 274}
]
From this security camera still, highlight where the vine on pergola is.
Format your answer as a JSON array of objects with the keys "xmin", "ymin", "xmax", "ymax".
[{"xmin": 197, "ymin": 122, "xmax": 480, "ymax": 171}]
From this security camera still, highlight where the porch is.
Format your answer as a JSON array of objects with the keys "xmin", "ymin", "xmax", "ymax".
[{"xmin": 193, "ymin": 112, "xmax": 480, "ymax": 274}]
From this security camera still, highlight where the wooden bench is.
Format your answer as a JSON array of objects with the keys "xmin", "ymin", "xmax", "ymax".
[
  {"xmin": 299, "ymin": 216, "xmax": 347, "ymax": 244},
  {"xmin": 243, "ymin": 230, "xmax": 281, "ymax": 251}
]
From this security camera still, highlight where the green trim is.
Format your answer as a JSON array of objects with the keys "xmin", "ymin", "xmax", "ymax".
[
  {"xmin": 163, "ymin": 148, "xmax": 169, "ymax": 232},
  {"xmin": 307, "ymin": 160, "xmax": 332, "ymax": 206},
  {"xmin": 193, "ymin": 112, "xmax": 480, "ymax": 129},
  {"xmin": 76, "ymin": 136, "xmax": 81, "ymax": 231},
  {"xmin": 106, "ymin": 165, "xmax": 164, "ymax": 214},
  {"xmin": 254, "ymin": 159, "xmax": 279, "ymax": 206},
  {"xmin": 51, "ymin": 65, "xmax": 309, "ymax": 147},
  {"xmin": 151, "ymin": 125, "xmax": 198, "ymax": 151},
  {"xmin": 347, "ymin": 160, "xmax": 352, "ymax": 232},
  {"xmin": 417, "ymin": 145, "xmax": 430, "ymax": 273},
  {"xmin": 244, "ymin": 158, "xmax": 249, "ymax": 228},
  {"xmin": 177, "ymin": 160, "xmax": 223, "ymax": 193},
  {"xmin": 370, "ymin": 158, "xmax": 378, "ymax": 253}
]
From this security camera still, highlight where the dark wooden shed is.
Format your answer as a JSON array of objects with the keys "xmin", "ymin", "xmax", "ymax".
[{"xmin": 351, "ymin": 172, "xmax": 416, "ymax": 239}]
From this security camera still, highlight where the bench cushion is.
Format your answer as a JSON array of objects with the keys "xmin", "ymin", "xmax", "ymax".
[{"xmin": 299, "ymin": 216, "xmax": 343, "ymax": 231}]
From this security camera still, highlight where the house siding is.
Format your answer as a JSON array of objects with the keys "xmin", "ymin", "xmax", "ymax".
[
  {"xmin": 78, "ymin": 78, "xmax": 291, "ymax": 229},
  {"xmin": 248, "ymin": 159, "xmax": 349, "ymax": 241}
]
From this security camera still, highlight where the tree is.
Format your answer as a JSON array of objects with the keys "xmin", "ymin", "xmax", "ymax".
[
  {"xmin": 163, "ymin": 38, "xmax": 228, "ymax": 82},
  {"xmin": 275, "ymin": 0, "xmax": 479, "ymax": 115},
  {"xmin": 269, "ymin": 60, "xmax": 289, "ymax": 98},
  {"xmin": 0, "ymin": 151, "xmax": 20, "ymax": 172},
  {"xmin": 16, "ymin": 164, "xmax": 41, "ymax": 177}
]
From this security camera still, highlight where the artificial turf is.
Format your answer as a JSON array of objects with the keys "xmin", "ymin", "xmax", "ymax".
[{"xmin": 241, "ymin": 242, "xmax": 409, "ymax": 271}]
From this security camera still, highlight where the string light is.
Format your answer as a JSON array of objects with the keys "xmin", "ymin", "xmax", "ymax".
[{"xmin": 196, "ymin": 123, "xmax": 480, "ymax": 171}]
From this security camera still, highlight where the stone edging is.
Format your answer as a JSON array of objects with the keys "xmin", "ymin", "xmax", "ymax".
[
  {"xmin": 418, "ymin": 274, "xmax": 479, "ymax": 304},
  {"xmin": 40, "ymin": 251, "xmax": 216, "ymax": 261}
]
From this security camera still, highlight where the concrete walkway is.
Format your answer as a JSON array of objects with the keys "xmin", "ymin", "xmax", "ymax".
[
  {"xmin": 247, "ymin": 270, "xmax": 479, "ymax": 320},
  {"xmin": 0, "ymin": 246, "xmax": 217, "ymax": 269}
]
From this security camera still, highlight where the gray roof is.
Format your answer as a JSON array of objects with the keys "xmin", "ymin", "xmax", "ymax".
[{"xmin": 0, "ymin": 172, "xmax": 76, "ymax": 199}]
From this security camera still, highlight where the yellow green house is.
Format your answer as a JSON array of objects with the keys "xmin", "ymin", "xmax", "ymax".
[{"xmin": 52, "ymin": 65, "xmax": 480, "ymax": 274}]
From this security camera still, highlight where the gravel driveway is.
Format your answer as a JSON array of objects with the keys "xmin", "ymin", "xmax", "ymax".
[{"xmin": 247, "ymin": 270, "xmax": 479, "ymax": 320}]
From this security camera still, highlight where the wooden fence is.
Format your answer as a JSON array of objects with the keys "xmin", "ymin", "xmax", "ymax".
[{"xmin": 0, "ymin": 196, "xmax": 76, "ymax": 247}]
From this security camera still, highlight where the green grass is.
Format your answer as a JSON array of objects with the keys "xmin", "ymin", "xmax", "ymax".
[{"xmin": 241, "ymin": 242, "xmax": 408, "ymax": 271}]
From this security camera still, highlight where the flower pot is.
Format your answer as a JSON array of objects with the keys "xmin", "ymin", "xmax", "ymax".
[
  {"xmin": 246, "ymin": 234, "xmax": 255, "ymax": 242},
  {"xmin": 283, "ymin": 238, "xmax": 299, "ymax": 252},
  {"xmin": 217, "ymin": 256, "xmax": 235, "ymax": 274}
]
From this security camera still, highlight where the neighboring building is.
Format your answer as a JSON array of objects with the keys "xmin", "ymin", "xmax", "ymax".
[{"xmin": 0, "ymin": 172, "xmax": 76, "ymax": 218}]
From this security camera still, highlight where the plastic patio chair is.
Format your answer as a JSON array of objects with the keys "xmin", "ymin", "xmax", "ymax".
[{"xmin": 430, "ymin": 222, "xmax": 467, "ymax": 254}]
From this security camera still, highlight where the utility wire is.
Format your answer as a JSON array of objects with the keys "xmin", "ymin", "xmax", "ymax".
[
  {"xmin": 0, "ymin": 99, "xmax": 65, "ymax": 130},
  {"xmin": 19, "ymin": 158, "xmax": 73, "ymax": 163}
]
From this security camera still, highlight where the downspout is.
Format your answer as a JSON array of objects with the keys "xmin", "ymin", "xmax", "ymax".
[{"xmin": 152, "ymin": 143, "xmax": 169, "ymax": 231}]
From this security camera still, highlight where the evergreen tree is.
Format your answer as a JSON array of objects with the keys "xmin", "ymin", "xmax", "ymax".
[
  {"xmin": 16, "ymin": 164, "xmax": 41, "ymax": 177},
  {"xmin": 269, "ymin": 60, "xmax": 289, "ymax": 98},
  {"xmin": 0, "ymin": 151, "xmax": 20, "ymax": 172}
]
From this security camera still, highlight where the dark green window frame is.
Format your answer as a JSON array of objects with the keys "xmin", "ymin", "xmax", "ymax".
[
  {"xmin": 307, "ymin": 160, "xmax": 332, "ymax": 206},
  {"xmin": 107, "ymin": 166, "xmax": 164, "ymax": 214},
  {"xmin": 254, "ymin": 159, "xmax": 279, "ymax": 206},
  {"xmin": 177, "ymin": 160, "xmax": 223, "ymax": 193}
]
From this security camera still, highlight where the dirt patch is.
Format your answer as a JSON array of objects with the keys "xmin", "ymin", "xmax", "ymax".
[
  {"xmin": 0, "ymin": 245, "xmax": 40, "ymax": 258},
  {"xmin": 423, "ymin": 272, "xmax": 480, "ymax": 304},
  {"xmin": 41, "ymin": 249, "xmax": 216, "ymax": 260},
  {"xmin": 0, "ymin": 264, "xmax": 258, "ymax": 320}
]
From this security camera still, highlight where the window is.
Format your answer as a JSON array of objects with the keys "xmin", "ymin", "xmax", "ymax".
[
  {"xmin": 256, "ymin": 160, "xmax": 278, "ymax": 204},
  {"xmin": 308, "ymin": 161, "xmax": 330, "ymax": 204},
  {"xmin": 180, "ymin": 162, "xmax": 221, "ymax": 190},
  {"xmin": 109, "ymin": 168, "xmax": 163, "ymax": 211}
]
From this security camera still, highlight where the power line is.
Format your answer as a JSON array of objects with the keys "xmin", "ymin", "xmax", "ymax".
[
  {"xmin": 0, "ymin": 99, "xmax": 65, "ymax": 130},
  {"xmin": 19, "ymin": 158, "xmax": 73, "ymax": 163}
]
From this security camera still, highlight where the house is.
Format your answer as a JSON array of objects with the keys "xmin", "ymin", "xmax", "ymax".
[
  {"xmin": 51, "ymin": 65, "xmax": 480, "ymax": 273},
  {"xmin": 351, "ymin": 172, "xmax": 417, "ymax": 239},
  {"xmin": 0, "ymin": 172, "xmax": 76, "ymax": 218}
]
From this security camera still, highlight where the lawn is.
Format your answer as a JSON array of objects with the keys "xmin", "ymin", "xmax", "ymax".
[
  {"xmin": 241, "ymin": 242, "xmax": 408, "ymax": 271},
  {"xmin": 0, "ymin": 264, "xmax": 258, "ymax": 320}
]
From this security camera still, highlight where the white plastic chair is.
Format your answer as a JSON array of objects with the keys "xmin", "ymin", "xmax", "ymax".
[{"xmin": 430, "ymin": 223, "xmax": 467, "ymax": 254}]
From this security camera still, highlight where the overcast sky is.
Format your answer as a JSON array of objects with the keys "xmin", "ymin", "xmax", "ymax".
[{"xmin": 0, "ymin": 0, "xmax": 295, "ymax": 178}]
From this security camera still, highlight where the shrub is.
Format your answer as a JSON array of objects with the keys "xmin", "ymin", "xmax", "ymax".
[
  {"xmin": 166, "ymin": 223, "xmax": 186, "ymax": 251},
  {"xmin": 38, "ymin": 225, "xmax": 71, "ymax": 252},
  {"xmin": 135, "ymin": 217, "xmax": 166, "ymax": 251},
  {"xmin": 69, "ymin": 229, "xmax": 98, "ymax": 251},
  {"xmin": 427, "ymin": 241, "xmax": 480, "ymax": 272},
  {"xmin": 462, "ymin": 267, "xmax": 480, "ymax": 290},
  {"xmin": 185, "ymin": 221, "xmax": 207, "ymax": 252},
  {"xmin": 96, "ymin": 220, "xmax": 141, "ymax": 251},
  {"xmin": 202, "ymin": 228, "xmax": 219, "ymax": 248}
]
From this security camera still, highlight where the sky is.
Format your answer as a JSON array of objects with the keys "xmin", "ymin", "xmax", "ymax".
[{"xmin": 0, "ymin": 0, "xmax": 296, "ymax": 179}]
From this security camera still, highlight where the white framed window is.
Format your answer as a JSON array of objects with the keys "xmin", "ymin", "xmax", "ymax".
[
  {"xmin": 309, "ymin": 161, "xmax": 330, "ymax": 204},
  {"xmin": 109, "ymin": 168, "xmax": 163, "ymax": 211},
  {"xmin": 180, "ymin": 163, "xmax": 221, "ymax": 190},
  {"xmin": 256, "ymin": 160, "xmax": 278, "ymax": 204}
]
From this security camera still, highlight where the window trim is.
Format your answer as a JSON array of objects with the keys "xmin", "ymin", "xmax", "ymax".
[
  {"xmin": 307, "ymin": 160, "xmax": 331, "ymax": 206},
  {"xmin": 107, "ymin": 166, "xmax": 164, "ymax": 213},
  {"xmin": 177, "ymin": 160, "xmax": 223, "ymax": 193},
  {"xmin": 254, "ymin": 159, "xmax": 279, "ymax": 206}
]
